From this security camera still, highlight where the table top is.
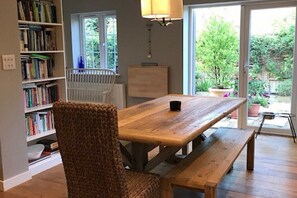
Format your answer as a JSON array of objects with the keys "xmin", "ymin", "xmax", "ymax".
[{"xmin": 118, "ymin": 94, "xmax": 246, "ymax": 146}]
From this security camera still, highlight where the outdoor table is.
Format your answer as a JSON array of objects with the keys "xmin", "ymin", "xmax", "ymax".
[
  {"xmin": 118, "ymin": 94, "xmax": 246, "ymax": 171},
  {"xmin": 256, "ymin": 112, "xmax": 296, "ymax": 142}
]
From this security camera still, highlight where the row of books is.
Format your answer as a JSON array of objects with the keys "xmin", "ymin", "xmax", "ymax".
[
  {"xmin": 37, "ymin": 139, "xmax": 59, "ymax": 152},
  {"xmin": 17, "ymin": 0, "xmax": 57, "ymax": 23},
  {"xmin": 25, "ymin": 110, "xmax": 54, "ymax": 137},
  {"xmin": 23, "ymin": 82, "xmax": 59, "ymax": 109},
  {"xmin": 19, "ymin": 25, "xmax": 56, "ymax": 51},
  {"xmin": 21, "ymin": 54, "xmax": 54, "ymax": 80}
]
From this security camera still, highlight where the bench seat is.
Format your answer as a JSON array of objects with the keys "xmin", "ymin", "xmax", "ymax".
[{"xmin": 161, "ymin": 127, "xmax": 255, "ymax": 198}]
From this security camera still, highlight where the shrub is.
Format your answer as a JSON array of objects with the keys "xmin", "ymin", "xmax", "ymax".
[
  {"xmin": 276, "ymin": 79, "xmax": 292, "ymax": 96},
  {"xmin": 196, "ymin": 80, "xmax": 211, "ymax": 92}
]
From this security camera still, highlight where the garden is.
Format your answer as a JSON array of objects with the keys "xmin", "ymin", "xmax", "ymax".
[{"xmin": 195, "ymin": 15, "xmax": 294, "ymax": 117}]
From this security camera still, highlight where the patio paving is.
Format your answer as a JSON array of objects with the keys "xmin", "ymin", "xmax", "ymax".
[{"xmin": 196, "ymin": 92, "xmax": 293, "ymax": 132}]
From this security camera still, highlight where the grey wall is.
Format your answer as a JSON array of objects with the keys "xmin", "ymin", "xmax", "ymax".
[
  {"xmin": 63, "ymin": 0, "xmax": 183, "ymax": 106},
  {"xmin": 0, "ymin": 0, "xmax": 250, "ymax": 185},
  {"xmin": 0, "ymin": 0, "xmax": 28, "ymax": 180}
]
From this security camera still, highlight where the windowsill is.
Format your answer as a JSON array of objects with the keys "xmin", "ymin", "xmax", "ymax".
[{"xmin": 67, "ymin": 69, "xmax": 121, "ymax": 77}]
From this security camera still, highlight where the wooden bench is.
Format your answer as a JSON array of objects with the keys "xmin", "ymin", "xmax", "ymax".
[{"xmin": 161, "ymin": 127, "xmax": 255, "ymax": 198}]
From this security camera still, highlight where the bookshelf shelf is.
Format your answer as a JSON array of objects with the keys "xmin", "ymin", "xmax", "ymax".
[
  {"xmin": 25, "ymin": 104, "xmax": 53, "ymax": 113},
  {"xmin": 20, "ymin": 50, "xmax": 64, "ymax": 54},
  {"xmin": 18, "ymin": 20, "xmax": 63, "ymax": 27},
  {"xmin": 27, "ymin": 129, "xmax": 56, "ymax": 142},
  {"xmin": 17, "ymin": 0, "xmax": 66, "ymax": 175},
  {"xmin": 22, "ymin": 76, "xmax": 65, "ymax": 84}
]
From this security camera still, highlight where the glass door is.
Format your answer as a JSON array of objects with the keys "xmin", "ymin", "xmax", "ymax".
[
  {"xmin": 241, "ymin": 2, "xmax": 297, "ymax": 134},
  {"xmin": 193, "ymin": 5, "xmax": 241, "ymax": 128}
]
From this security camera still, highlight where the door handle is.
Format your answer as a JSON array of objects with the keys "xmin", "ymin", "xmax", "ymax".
[{"xmin": 244, "ymin": 65, "xmax": 253, "ymax": 74}]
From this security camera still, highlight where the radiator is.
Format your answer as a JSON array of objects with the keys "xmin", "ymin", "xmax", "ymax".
[
  {"xmin": 67, "ymin": 83, "xmax": 126, "ymax": 109},
  {"xmin": 110, "ymin": 84, "xmax": 126, "ymax": 110}
]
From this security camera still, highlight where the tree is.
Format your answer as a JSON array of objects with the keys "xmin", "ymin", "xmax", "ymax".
[{"xmin": 196, "ymin": 16, "xmax": 239, "ymax": 89}]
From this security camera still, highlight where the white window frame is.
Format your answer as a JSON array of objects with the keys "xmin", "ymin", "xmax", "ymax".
[{"xmin": 78, "ymin": 11, "xmax": 117, "ymax": 71}]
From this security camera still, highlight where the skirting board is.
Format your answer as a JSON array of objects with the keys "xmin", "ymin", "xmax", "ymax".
[
  {"xmin": 29, "ymin": 152, "xmax": 62, "ymax": 176},
  {"xmin": 0, "ymin": 171, "xmax": 31, "ymax": 191}
]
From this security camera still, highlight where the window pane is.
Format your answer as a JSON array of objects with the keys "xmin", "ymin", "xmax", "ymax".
[
  {"xmin": 105, "ymin": 16, "xmax": 118, "ymax": 70},
  {"xmin": 84, "ymin": 17, "xmax": 100, "ymax": 68}
]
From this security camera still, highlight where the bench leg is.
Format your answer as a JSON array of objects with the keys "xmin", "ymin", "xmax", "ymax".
[
  {"xmin": 161, "ymin": 180, "xmax": 174, "ymax": 198},
  {"xmin": 205, "ymin": 184, "xmax": 216, "ymax": 198},
  {"xmin": 182, "ymin": 144, "xmax": 188, "ymax": 155},
  {"xmin": 247, "ymin": 134, "xmax": 255, "ymax": 170}
]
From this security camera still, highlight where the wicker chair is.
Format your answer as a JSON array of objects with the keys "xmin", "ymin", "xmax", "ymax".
[{"xmin": 53, "ymin": 102, "xmax": 160, "ymax": 198}]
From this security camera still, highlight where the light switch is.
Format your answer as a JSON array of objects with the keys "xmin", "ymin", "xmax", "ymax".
[{"xmin": 2, "ymin": 54, "xmax": 16, "ymax": 70}]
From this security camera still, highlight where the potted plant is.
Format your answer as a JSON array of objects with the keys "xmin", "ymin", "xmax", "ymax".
[
  {"xmin": 196, "ymin": 16, "xmax": 238, "ymax": 97},
  {"xmin": 225, "ymin": 78, "xmax": 269, "ymax": 118},
  {"xmin": 247, "ymin": 78, "xmax": 270, "ymax": 117}
]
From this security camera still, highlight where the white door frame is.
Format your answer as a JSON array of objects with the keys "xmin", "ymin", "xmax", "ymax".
[
  {"xmin": 240, "ymin": 1, "xmax": 297, "ymax": 134},
  {"xmin": 185, "ymin": 0, "xmax": 297, "ymax": 134}
]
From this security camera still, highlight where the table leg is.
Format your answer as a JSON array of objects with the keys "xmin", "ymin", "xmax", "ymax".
[
  {"xmin": 145, "ymin": 146, "xmax": 181, "ymax": 171},
  {"xmin": 247, "ymin": 133, "xmax": 255, "ymax": 170},
  {"xmin": 256, "ymin": 116, "xmax": 266, "ymax": 138},
  {"xmin": 182, "ymin": 144, "xmax": 188, "ymax": 155},
  {"xmin": 192, "ymin": 134, "xmax": 207, "ymax": 150},
  {"xmin": 119, "ymin": 142, "xmax": 133, "ymax": 168},
  {"xmin": 132, "ymin": 142, "xmax": 148, "ymax": 171},
  {"xmin": 287, "ymin": 116, "xmax": 296, "ymax": 143}
]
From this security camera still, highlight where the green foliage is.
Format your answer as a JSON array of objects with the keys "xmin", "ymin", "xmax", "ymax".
[
  {"xmin": 106, "ymin": 16, "xmax": 118, "ymax": 69},
  {"xmin": 249, "ymin": 25, "xmax": 294, "ymax": 80},
  {"xmin": 84, "ymin": 18, "xmax": 100, "ymax": 69},
  {"xmin": 84, "ymin": 16, "xmax": 118, "ymax": 69},
  {"xmin": 196, "ymin": 16, "xmax": 238, "ymax": 88},
  {"xmin": 248, "ymin": 95, "xmax": 269, "ymax": 109},
  {"xmin": 248, "ymin": 78, "xmax": 269, "ymax": 108},
  {"xmin": 195, "ymin": 70, "xmax": 211, "ymax": 92},
  {"xmin": 276, "ymin": 79, "xmax": 292, "ymax": 96},
  {"xmin": 248, "ymin": 78, "xmax": 266, "ymax": 96},
  {"xmin": 196, "ymin": 80, "xmax": 211, "ymax": 92}
]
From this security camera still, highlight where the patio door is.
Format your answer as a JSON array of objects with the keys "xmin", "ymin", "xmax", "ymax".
[{"xmin": 240, "ymin": 2, "xmax": 297, "ymax": 134}]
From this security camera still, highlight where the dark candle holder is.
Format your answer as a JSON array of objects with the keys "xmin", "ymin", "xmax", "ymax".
[{"xmin": 170, "ymin": 101, "xmax": 181, "ymax": 111}]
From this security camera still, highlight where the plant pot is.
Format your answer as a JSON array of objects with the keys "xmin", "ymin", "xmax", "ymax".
[
  {"xmin": 248, "ymin": 104, "xmax": 260, "ymax": 117},
  {"xmin": 230, "ymin": 110, "xmax": 238, "ymax": 119},
  {"xmin": 208, "ymin": 88, "xmax": 233, "ymax": 97}
]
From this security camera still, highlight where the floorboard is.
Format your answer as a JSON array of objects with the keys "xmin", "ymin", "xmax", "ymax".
[{"xmin": 0, "ymin": 134, "xmax": 296, "ymax": 198}]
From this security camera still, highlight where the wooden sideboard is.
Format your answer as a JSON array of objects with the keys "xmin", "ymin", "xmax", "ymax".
[{"xmin": 128, "ymin": 65, "xmax": 168, "ymax": 98}]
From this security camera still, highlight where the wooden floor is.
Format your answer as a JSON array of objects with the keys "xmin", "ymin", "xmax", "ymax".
[{"xmin": 0, "ymin": 134, "xmax": 297, "ymax": 198}]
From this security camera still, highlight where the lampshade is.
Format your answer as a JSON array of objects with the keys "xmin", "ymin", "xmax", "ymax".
[
  {"xmin": 141, "ymin": 0, "xmax": 170, "ymax": 19},
  {"xmin": 168, "ymin": 0, "xmax": 183, "ymax": 20}
]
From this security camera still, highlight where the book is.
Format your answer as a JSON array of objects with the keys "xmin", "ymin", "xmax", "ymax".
[
  {"xmin": 37, "ymin": 139, "xmax": 59, "ymax": 152},
  {"xmin": 32, "ymin": 1, "xmax": 40, "ymax": 22},
  {"xmin": 17, "ymin": 0, "xmax": 26, "ymax": 20},
  {"xmin": 40, "ymin": 3, "xmax": 46, "ymax": 22},
  {"xmin": 50, "ymin": 4, "xmax": 57, "ymax": 23},
  {"xmin": 43, "ymin": 1, "xmax": 52, "ymax": 23},
  {"xmin": 31, "ymin": 53, "xmax": 50, "ymax": 60},
  {"xmin": 45, "ymin": 28, "xmax": 56, "ymax": 50}
]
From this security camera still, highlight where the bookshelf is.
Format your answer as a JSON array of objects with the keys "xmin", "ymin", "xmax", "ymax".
[{"xmin": 17, "ymin": 0, "xmax": 65, "ymax": 174}]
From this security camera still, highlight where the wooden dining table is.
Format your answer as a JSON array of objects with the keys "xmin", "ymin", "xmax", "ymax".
[{"xmin": 118, "ymin": 94, "xmax": 246, "ymax": 171}]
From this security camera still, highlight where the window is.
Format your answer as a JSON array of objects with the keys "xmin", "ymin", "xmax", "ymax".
[{"xmin": 79, "ymin": 12, "xmax": 118, "ymax": 71}]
